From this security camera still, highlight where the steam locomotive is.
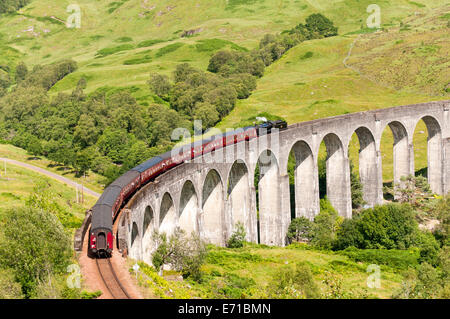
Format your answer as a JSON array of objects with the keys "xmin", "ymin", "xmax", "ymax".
[{"xmin": 88, "ymin": 120, "xmax": 287, "ymax": 257}]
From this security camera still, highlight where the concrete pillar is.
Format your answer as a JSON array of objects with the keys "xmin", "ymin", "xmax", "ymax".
[
  {"xmin": 422, "ymin": 116, "xmax": 444, "ymax": 195},
  {"xmin": 202, "ymin": 170, "xmax": 224, "ymax": 246},
  {"xmin": 444, "ymin": 138, "xmax": 450, "ymax": 195},
  {"xmin": 179, "ymin": 181, "xmax": 199, "ymax": 235},
  {"xmin": 227, "ymin": 161, "xmax": 253, "ymax": 242},
  {"xmin": 159, "ymin": 193, "xmax": 177, "ymax": 237},
  {"xmin": 324, "ymin": 133, "xmax": 352, "ymax": 218},
  {"xmin": 355, "ymin": 127, "xmax": 379, "ymax": 207},
  {"xmin": 279, "ymin": 173, "xmax": 291, "ymax": 246},
  {"xmin": 129, "ymin": 222, "xmax": 141, "ymax": 261},
  {"xmin": 390, "ymin": 122, "xmax": 411, "ymax": 186},
  {"xmin": 375, "ymin": 150, "xmax": 384, "ymax": 204},
  {"xmin": 292, "ymin": 141, "xmax": 318, "ymax": 219},
  {"xmin": 258, "ymin": 151, "xmax": 282, "ymax": 246},
  {"xmin": 142, "ymin": 206, "xmax": 155, "ymax": 265}
]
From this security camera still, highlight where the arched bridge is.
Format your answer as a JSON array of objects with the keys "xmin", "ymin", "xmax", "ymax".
[{"xmin": 119, "ymin": 100, "xmax": 450, "ymax": 263}]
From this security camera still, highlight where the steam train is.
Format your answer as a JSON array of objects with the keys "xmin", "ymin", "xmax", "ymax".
[{"xmin": 89, "ymin": 120, "xmax": 287, "ymax": 257}]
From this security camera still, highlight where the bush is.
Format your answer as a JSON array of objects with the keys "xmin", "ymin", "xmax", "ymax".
[
  {"xmin": 337, "ymin": 247, "xmax": 420, "ymax": 270},
  {"xmin": 151, "ymin": 228, "xmax": 207, "ymax": 282},
  {"xmin": 0, "ymin": 0, "xmax": 31, "ymax": 13},
  {"xmin": 309, "ymin": 198, "xmax": 342, "ymax": 249},
  {"xmin": 227, "ymin": 222, "xmax": 246, "ymax": 248},
  {"xmin": 393, "ymin": 263, "xmax": 443, "ymax": 299},
  {"xmin": 96, "ymin": 44, "xmax": 135, "ymax": 58},
  {"xmin": 268, "ymin": 263, "xmax": 320, "ymax": 299},
  {"xmin": 415, "ymin": 231, "xmax": 440, "ymax": 266},
  {"xmin": 305, "ymin": 13, "xmax": 338, "ymax": 38},
  {"xmin": 335, "ymin": 203, "xmax": 418, "ymax": 250},
  {"xmin": 0, "ymin": 206, "xmax": 72, "ymax": 297},
  {"xmin": 287, "ymin": 217, "xmax": 313, "ymax": 243},
  {"xmin": 0, "ymin": 268, "xmax": 23, "ymax": 299}
]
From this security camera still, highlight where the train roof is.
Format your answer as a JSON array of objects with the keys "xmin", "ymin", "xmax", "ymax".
[
  {"xmin": 110, "ymin": 170, "xmax": 140, "ymax": 189},
  {"xmin": 132, "ymin": 156, "xmax": 163, "ymax": 173},
  {"xmin": 91, "ymin": 204, "xmax": 113, "ymax": 230},
  {"xmin": 97, "ymin": 184, "xmax": 122, "ymax": 207},
  {"xmin": 159, "ymin": 150, "xmax": 173, "ymax": 160}
]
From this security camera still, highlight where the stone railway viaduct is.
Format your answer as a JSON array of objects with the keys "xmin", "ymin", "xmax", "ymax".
[{"xmin": 118, "ymin": 100, "xmax": 450, "ymax": 264}]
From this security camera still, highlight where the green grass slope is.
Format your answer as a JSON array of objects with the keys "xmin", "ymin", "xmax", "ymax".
[{"xmin": 0, "ymin": 0, "xmax": 448, "ymax": 102}]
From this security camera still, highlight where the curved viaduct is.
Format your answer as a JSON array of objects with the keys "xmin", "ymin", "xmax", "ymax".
[{"xmin": 119, "ymin": 100, "xmax": 450, "ymax": 264}]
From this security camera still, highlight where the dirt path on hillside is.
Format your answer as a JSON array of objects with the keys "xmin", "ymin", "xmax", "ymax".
[{"xmin": 0, "ymin": 157, "xmax": 101, "ymax": 198}]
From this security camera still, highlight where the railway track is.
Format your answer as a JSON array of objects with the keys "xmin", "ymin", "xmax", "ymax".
[{"xmin": 96, "ymin": 258, "xmax": 131, "ymax": 299}]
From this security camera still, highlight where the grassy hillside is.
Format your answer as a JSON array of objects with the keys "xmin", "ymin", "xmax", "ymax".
[
  {"xmin": 0, "ymin": 0, "xmax": 447, "ymax": 103},
  {"xmin": 0, "ymin": 161, "xmax": 96, "ymax": 216},
  {"xmin": 131, "ymin": 243, "xmax": 407, "ymax": 299},
  {"xmin": 0, "ymin": 144, "xmax": 105, "ymax": 193}
]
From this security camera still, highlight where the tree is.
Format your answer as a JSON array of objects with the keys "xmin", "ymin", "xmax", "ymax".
[
  {"xmin": 287, "ymin": 217, "xmax": 313, "ymax": 243},
  {"xmin": 394, "ymin": 263, "xmax": 442, "ymax": 299},
  {"xmin": 335, "ymin": 203, "xmax": 419, "ymax": 250},
  {"xmin": 227, "ymin": 222, "xmax": 246, "ymax": 248},
  {"xmin": 73, "ymin": 114, "xmax": 99, "ymax": 147},
  {"xmin": 310, "ymin": 198, "xmax": 342, "ymax": 249},
  {"xmin": 0, "ymin": 207, "xmax": 72, "ymax": 297},
  {"xmin": 15, "ymin": 62, "xmax": 28, "ymax": 83},
  {"xmin": 74, "ymin": 148, "xmax": 92, "ymax": 176},
  {"xmin": 193, "ymin": 102, "xmax": 219, "ymax": 129},
  {"xmin": 0, "ymin": 0, "xmax": 31, "ymax": 13},
  {"xmin": 305, "ymin": 13, "xmax": 338, "ymax": 38},
  {"xmin": 148, "ymin": 73, "xmax": 172, "ymax": 100},
  {"xmin": 384, "ymin": 175, "xmax": 432, "ymax": 209},
  {"xmin": 27, "ymin": 135, "xmax": 43, "ymax": 157},
  {"xmin": 151, "ymin": 228, "xmax": 207, "ymax": 281}
]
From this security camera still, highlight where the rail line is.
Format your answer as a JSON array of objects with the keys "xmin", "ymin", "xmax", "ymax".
[{"xmin": 96, "ymin": 258, "xmax": 131, "ymax": 299}]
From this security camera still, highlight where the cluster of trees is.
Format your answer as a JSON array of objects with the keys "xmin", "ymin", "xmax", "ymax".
[
  {"xmin": 0, "ymin": 0, "xmax": 30, "ymax": 13},
  {"xmin": 0, "ymin": 60, "xmax": 187, "ymax": 183},
  {"xmin": 0, "ymin": 13, "xmax": 338, "ymax": 184}
]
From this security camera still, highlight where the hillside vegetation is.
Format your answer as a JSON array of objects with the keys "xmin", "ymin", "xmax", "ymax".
[
  {"xmin": 0, "ymin": 0, "xmax": 449, "ymax": 300},
  {"xmin": 1, "ymin": 1, "xmax": 448, "ymax": 186},
  {"xmin": 0, "ymin": 163, "xmax": 98, "ymax": 298}
]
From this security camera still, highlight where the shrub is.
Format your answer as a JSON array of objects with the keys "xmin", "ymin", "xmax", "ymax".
[
  {"xmin": 155, "ymin": 43, "xmax": 184, "ymax": 57},
  {"xmin": 0, "ymin": 206, "xmax": 72, "ymax": 297},
  {"xmin": 137, "ymin": 39, "xmax": 165, "ymax": 48},
  {"xmin": 96, "ymin": 44, "xmax": 135, "ymax": 58},
  {"xmin": 337, "ymin": 247, "xmax": 420, "ymax": 270},
  {"xmin": 335, "ymin": 203, "xmax": 418, "ymax": 250},
  {"xmin": 393, "ymin": 263, "xmax": 443, "ymax": 299},
  {"xmin": 415, "ymin": 231, "xmax": 440, "ymax": 266},
  {"xmin": 227, "ymin": 222, "xmax": 246, "ymax": 248},
  {"xmin": 151, "ymin": 228, "xmax": 207, "ymax": 281},
  {"xmin": 0, "ymin": 268, "xmax": 23, "ymax": 299},
  {"xmin": 268, "ymin": 263, "xmax": 320, "ymax": 299},
  {"xmin": 287, "ymin": 217, "xmax": 313, "ymax": 243},
  {"xmin": 305, "ymin": 13, "xmax": 338, "ymax": 38},
  {"xmin": 310, "ymin": 198, "xmax": 342, "ymax": 249}
]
